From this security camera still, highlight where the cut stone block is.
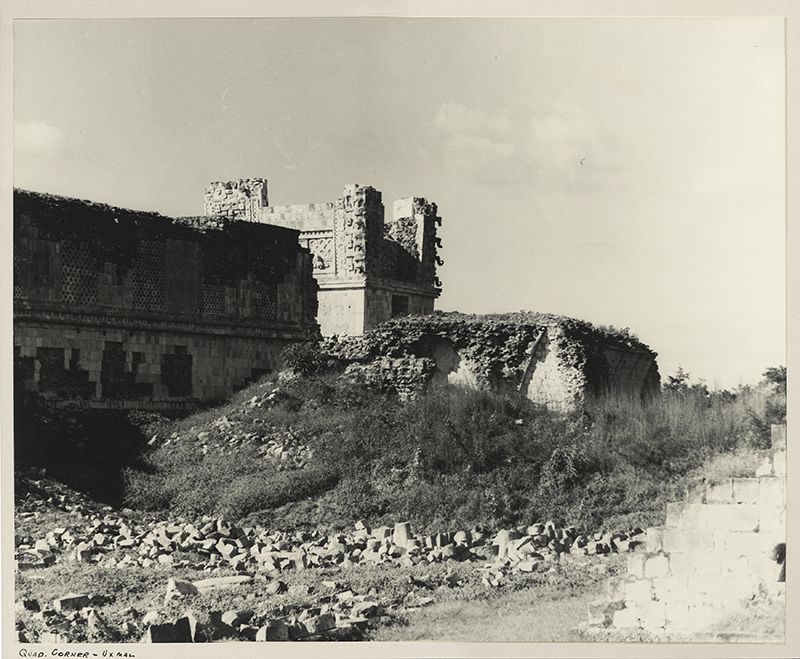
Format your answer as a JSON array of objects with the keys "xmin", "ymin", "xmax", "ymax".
[
  {"xmin": 644, "ymin": 555, "xmax": 669, "ymax": 579},
  {"xmin": 715, "ymin": 575, "xmax": 758, "ymax": 602},
  {"xmin": 392, "ymin": 522, "xmax": 412, "ymax": 548},
  {"xmin": 652, "ymin": 576, "xmax": 689, "ymax": 602},
  {"xmin": 773, "ymin": 450, "xmax": 786, "ymax": 476},
  {"xmin": 686, "ymin": 604, "xmax": 714, "ymax": 631},
  {"xmin": 221, "ymin": 609, "xmax": 254, "ymax": 627},
  {"xmin": 302, "ymin": 613, "xmax": 336, "ymax": 634},
  {"xmin": 706, "ymin": 505, "xmax": 732, "ymax": 533},
  {"xmin": 143, "ymin": 622, "xmax": 181, "ymax": 643},
  {"xmin": 725, "ymin": 531, "xmax": 764, "ymax": 558},
  {"xmin": 662, "ymin": 529, "xmax": 694, "ymax": 555},
  {"xmin": 694, "ymin": 551, "xmax": 723, "ymax": 576},
  {"xmin": 256, "ymin": 620, "xmax": 289, "ymax": 641},
  {"xmin": 193, "ymin": 575, "xmax": 254, "ymax": 591},
  {"xmin": 729, "ymin": 504, "xmax": 759, "ymax": 533},
  {"xmin": 624, "ymin": 579, "xmax": 654, "ymax": 602},
  {"xmin": 645, "ymin": 527, "xmax": 664, "ymax": 553},
  {"xmin": 664, "ymin": 600, "xmax": 691, "ymax": 629},
  {"xmin": 612, "ymin": 605, "xmax": 642, "ymax": 629},
  {"xmin": 627, "ymin": 553, "xmax": 646, "ymax": 579},
  {"xmin": 687, "ymin": 576, "xmax": 716, "ymax": 606},
  {"xmin": 638, "ymin": 599, "xmax": 666, "ymax": 630},
  {"xmin": 732, "ymin": 478, "xmax": 760, "ymax": 504},
  {"xmin": 665, "ymin": 502, "xmax": 684, "ymax": 528},
  {"xmin": 719, "ymin": 554, "xmax": 748, "ymax": 576},
  {"xmin": 53, "ymin": 594, "xmax": 90, "ymax": 613},
  {"xmin": 705, "ymin": 479, "xmax": 733, "ymax": 504},
  {"xmin": 679, "ymin": 503, "xmax": 709, "ymax": 532},
  {"xmin": 607, "ymin": 576, "xmax": 629, "ymax": 602}
]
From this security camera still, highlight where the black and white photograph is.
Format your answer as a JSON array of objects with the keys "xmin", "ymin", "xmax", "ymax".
[{"xmin": 3, "ymin": 2, "xmax": 796, "ymax": 656}]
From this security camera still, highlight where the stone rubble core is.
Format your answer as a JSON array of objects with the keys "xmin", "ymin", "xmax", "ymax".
[
  {"xmin": 585, "ymin": 424, "xmax": 787, "ymax": 638},
  {"xmin": 297, "ymin": 312, "xmax": 660, "ymax": 409}
]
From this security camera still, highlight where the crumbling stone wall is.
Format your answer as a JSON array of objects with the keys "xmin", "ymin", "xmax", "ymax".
[
  {"xmin": 204, "ymin": 178, "xmax": 442, "ymax": 337},
  {"xmin": 290, "ymin": 312, "xmax": 660, "ymax": 409},
  {"xmin": 588, "ymin": 424, "xmax": 786, "ymax": 637},
  {"xmin": 14, "ymin": 189, "xmax": 318, "ymax": 408}
]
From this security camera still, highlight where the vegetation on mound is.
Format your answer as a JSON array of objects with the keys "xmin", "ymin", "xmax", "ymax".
[
  {"xmin": 282, "ymin": 311, "xmax": 657, "ymax": 394},
  {"xmin": 116, "ymin": 363, "xmax": 785, "ymax": 535}
]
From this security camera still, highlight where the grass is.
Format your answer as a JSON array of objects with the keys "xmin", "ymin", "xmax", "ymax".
[
  {"xmin": 13, "ymin": 364, "xmax": 786, "ymax": 644},
  {"xmin": 106, "ymin": 364, "xmax": 785, "ymax": 538},
  {"xmin": 372, "ymin": 555, "xmax": 624, "ymax": 642},
  {"xmin": 374, "ymin": 594, "xmax": 591, "ymax": 642}
]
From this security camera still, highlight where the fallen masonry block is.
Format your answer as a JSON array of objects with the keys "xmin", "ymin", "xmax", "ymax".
[
  {"xmin": 351, "ymin": 601, "xmax": 384, "ymax": 618},
  {"xmin": 193, "ymin": 575, "xmax": 254, "ymax": 591},
  {"xmin": 256, "ymin": 620, "xmax": 290, "ymax": 641},
  {"xmin": 207, "ymin": 611, "xmax": 237, "ymax": 640},
  {"xmin": 165, "ymin": 577, "xmax": 200, "ymax": 602},
  {"xmin": 142, "ymin": 611, "xmax": 161, "ymax": 626},
  {"xmin": 142, "ymin": 622, "xmax": 179, "ymax": 642},
  {"xmin": 52, "ymin": 594, "xmax": 90, "ymax": 613},
  {"xmin": 87, "ymin": 608, "xmax": 120, "ymax": 642},
  {"xmin": 221, "ymin": 609, "xmax": 254, "ymax": 627},
  {"xmin": 34, "ymin": 538, "xmax": 51, "ymax": 552},
  {"xmin": 18, "ymin": 599, "xmax": 41, "ymax": 612},
  {"xmin": 265, "ymin": 579, "xmax": 288, "ymax": 595},
  {"xmin": 181, "ymin": 613, "xmax": 205, "ymax": 642},
  {"xmin": 301, "ymin": 613, "xmax": 336, "ymax": 635}
]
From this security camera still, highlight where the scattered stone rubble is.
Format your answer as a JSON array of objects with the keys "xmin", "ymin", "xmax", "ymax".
[{"xmin": 15, "ymin": 479, "xmax": 645, "ymax": 643}]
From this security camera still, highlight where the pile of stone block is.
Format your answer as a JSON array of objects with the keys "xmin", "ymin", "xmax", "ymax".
[
  {"xmin": 15, "ymin": 511, "xmax": 647, "ymax": 578},
  {"xmin": 16, "ymin": 578, "xmax": 386, "ymax": 643},
  {"xmin": 587, "ymin": 424, "xmax": 787, "ymax": 636}
]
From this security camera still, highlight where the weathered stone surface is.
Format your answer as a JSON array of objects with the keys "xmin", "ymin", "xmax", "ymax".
[
  {"xmin": 193, "ymin": 575, "xmax": 254, "ymax": 591},
  {"xmin": 165, "ymin": 577, "xmax": 199, "ymax": 602},
  {"xmin": 52, "ymin": 594, "xmax": 90, "ymax": 613},
  {"xmin": 256, "ymin": 620, "xmax": 290, "ymax": 641},
  {"xmin": 221, "ymin": 609, "xmax": 253, "ymax": 627}
]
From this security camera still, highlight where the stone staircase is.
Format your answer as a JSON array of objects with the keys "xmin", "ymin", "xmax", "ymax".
[{"xmin": 588, "ymin": 424, "xmax": 786, "ymax": 636}]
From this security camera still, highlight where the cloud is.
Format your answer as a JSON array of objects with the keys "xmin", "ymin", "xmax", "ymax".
[
  {"xmin": 433, "ymin": 102, "xmax": 630, "ymax": 191},
  {"xmin": 15, "ymin": 120, "xmax": 65, "ymax": 154}
]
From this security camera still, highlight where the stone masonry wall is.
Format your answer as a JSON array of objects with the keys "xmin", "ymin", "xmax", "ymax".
[
  {"xmin": 588, "ymin": 424, "xmax": 787, "ymax": 636},
  {"xmin": 203, "ymin": 178, "xmax": 442, "ymax": 337},
  {"xmin": 316, "ymin": 288, "xmax": 366, "ymax": 338},
  {"xmin": 14, "ymin": 189, "xmax": 318, "ymax": 408}
]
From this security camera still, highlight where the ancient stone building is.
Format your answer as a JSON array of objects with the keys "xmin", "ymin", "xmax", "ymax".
[
  {"xmin": 203, "ymin": 178, "xmax": 442, "ymax": 337},
  {"xmin": 298, "ymin": 312, "xmax": 661, "ymax": 409},
  {"xmin": 13, "ymin": 189, "xmax": 318, "ymax": 409}
]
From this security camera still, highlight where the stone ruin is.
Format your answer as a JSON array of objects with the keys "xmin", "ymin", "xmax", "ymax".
[
  {"xmin": 14, "ymin": 178, "xmax": 659, "ymax": 412},
  {"xmin": 13, "ymin": 188, "xmax": 318, "ymax": 409},
  {"xmin": 204, "ymin": 178, "xmax": 442, "ymax": 338},
  {"xmin": 288, "ymin": 311, "xmax": 661, "ymax": 409},
  {"xmin": 13, "ymin": 176, "xmax": 442, "ymax": 410}
]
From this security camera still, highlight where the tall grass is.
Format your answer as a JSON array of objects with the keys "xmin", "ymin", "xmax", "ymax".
[{"xmin": 121, "ymin": 367, "xmax": 785, "ymax": 534}]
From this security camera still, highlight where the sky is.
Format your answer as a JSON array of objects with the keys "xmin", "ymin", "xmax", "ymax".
[{"xmin": 11, "ymin": 16, "xmax": 787, "ymax": 390}]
